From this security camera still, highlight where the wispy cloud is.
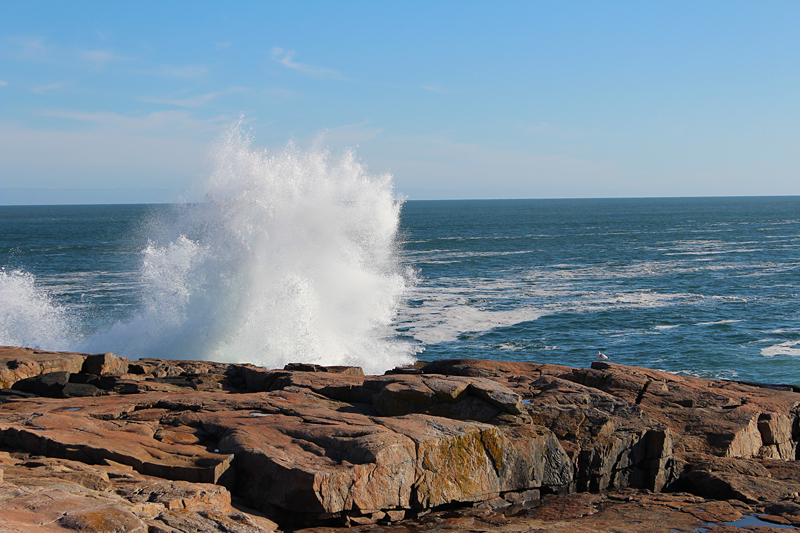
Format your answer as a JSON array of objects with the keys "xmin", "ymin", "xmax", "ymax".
[
  {"xmin": 31, "ymin": 81, "xmax": 68, "ymax": 94},
  {"xmin": 136, "ymin": 65, "xmax": 209, "ymax": 79},
  {"xmin": 141, "ymin": 87, "xmax": 247, "ymax": 108},
  {"xmin": 9, "ymin": 37, "xmax": 126, "ymax": 69},
  {"xmin": 214, "ymin": 41, "xmax": 232, "ymax": 50},
  {"xmin": 0, "ymin": 80, "xmax": 8, "ymax": 87},
  {"xmin": 38, "ymin": 109, "xmax": 229, "ymax": 135},
  {"xmin": 81, "ymin": 49, "xmax": 125, "ymax": 66},
  {"xmin": 10, "ymin": 37, "xmax": 49, "ymax": 61},
  {"xmin": 143, "ymin": 93, "xmax": 221, "ymax": 108},
  {"xmin": 312, "ymin": 120, "xmax": 384, "ymax": 147},
  {"xmin": 421, "ymin": 83, "xmax": 448, "ymax": 94},
  {"xmin": 270, "ymin": 48, "xmax": 343, "ymax": 79}
]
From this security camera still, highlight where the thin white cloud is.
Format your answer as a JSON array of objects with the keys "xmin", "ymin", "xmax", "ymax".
[
  {"xmin": 312, "ymin": 120, "xmax": 384, "ymax": 147},
  {"xmin": 141, "ymin": 87, "xmax": 247, "ymax": 108},
  {"xmin": 270, "ymin": 47, "xmax": 343, "ymax": 79},
  {"xmin": 31, "ymin": 81, "xmax": 68, "ymax": 94},
  {"xmin": 138, "ymin": 65, "xmax": 209, "ymax": 79},
  {"xmin": 81, "ymin": 49, "xmax": 125, "ymax": 66},
  {"xmin": 37, "ymin": 109, "xmax": 229, "ymax": 135},
  {"xmin": 0, "ymin": 80, "xmax": 8, "ymax": 87},
  {"xmin": 421, "ymin": 83, "xmax": 448, "ymax": 94},
  {"xmin": 9, "ymin": 38, "xmax": 127, "ymax": 69},
  {"xmin": 10, "ymin": 37, "xmax": 49, "ymax": 61},
  {"xmin": 143, "ymin": 92, "xmax": 221, "ymax": 108},
  {"xmin": 214, "ymin": 41, "xmax": 232, "ymax": 50}
]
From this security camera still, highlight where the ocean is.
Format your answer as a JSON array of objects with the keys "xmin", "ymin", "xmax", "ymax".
[
  {"xmin": 1, "ymin": 137, "xmax": 798, "ymax": 384},
  {"xmin": 397, "ymin": 197, "xmax": 800, "ymax": 385}
]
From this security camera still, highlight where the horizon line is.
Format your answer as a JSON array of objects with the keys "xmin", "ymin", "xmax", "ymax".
[{"xmin": 1, "ymin": 192, "xmax": 799, "ymax": 208}]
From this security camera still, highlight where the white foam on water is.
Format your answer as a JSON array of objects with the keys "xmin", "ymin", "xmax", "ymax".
[
  {"xmin": 761, "ymin": 341, "xmax": 800, "ymax": 357},
  {"xmin": 711, "ymin": 295, "xmax": 748, "ymax": 302},
  {"xmin": 0, "ymin": 269, "xmax": 76, "ymax": 350},
  {"xmin": 395, "ymin": 269, "xmax": 697, "ymax": 344},
  {"xmin": 695, "ymin": 319, "xmax": 744, "ymax": 326},
  {"xmin": 670, "ymin": 368, "xmax": 740, "ymax": 381},
  {"xmin": 769, "ymin": 328, "xmax": 800, "ymax": 334},
  {"xmin": 520, "ymin": 260, "xmax": 744, "ymax": 282},
  {"xmin": 400, "ymin": 303, "xmax": 547, "ymax": 344}
]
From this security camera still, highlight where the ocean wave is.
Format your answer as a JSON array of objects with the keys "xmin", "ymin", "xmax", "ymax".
[
  {"xmin": 761, "ymin": 341, "xmax": 800, "ymax": 357},
  {"xmin": 395, "ymin": 275, "xmax": 697, "ymax": 344},
  {"xmin": 0, "ymin": 269, "xmax": 76, "ymax": 350},
  {"xmin": 695, "ymin": 319, "xmax": 744, "ymax": 326},
  {"xmin": 2, "ymin": 124, "xmax": 417, "ymax": 374},
  {"xmin": 669, "ymin": 368, "xmax": 740, "ymax": 380},
  {"xmin": 85, "ymin": 124, "xmax": 415, "ymax": 373}
]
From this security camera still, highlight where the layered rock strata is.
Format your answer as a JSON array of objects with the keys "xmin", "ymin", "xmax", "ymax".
[{"xmin": 1, "ymin": 346, "xmax": 798, "ymax": 532}]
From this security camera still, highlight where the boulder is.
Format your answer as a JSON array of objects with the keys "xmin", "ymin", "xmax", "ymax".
[
  {"xmin": 82, "ymin": 352, "xmax": 129, "ymax": 376},
  {"xmin": 0, "ymin": 451, "xmax": 278, "ymax": 532},
  {"xmin": 671, "ymin": 454, "xmax": 800, "ymax": 504},
  {"xmin": 0, "ymin": 346, "xmax": 86, "ymax": 388}
]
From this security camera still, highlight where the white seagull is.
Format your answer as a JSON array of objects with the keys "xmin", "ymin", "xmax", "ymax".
[{"xmin": 597, "ymin": 351, "xmax": 609, "ymax": 360}]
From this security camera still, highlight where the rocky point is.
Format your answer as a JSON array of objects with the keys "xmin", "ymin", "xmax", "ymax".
[{"xmin": 0, "ymin": 345, "xmax": 798, "ymax": 532}]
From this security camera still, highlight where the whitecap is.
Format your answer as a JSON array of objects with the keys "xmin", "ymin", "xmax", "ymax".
[
  {"xmin": 761, "ymin": 341, "xmax": 800, "ymax": 357},
  {"xmin": 695, "ymin": 319, "xmax": 744, "ymax": 326}
]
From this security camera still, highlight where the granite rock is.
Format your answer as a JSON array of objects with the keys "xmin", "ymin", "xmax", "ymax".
[{"xmin": 1, "ymin": 348, "xmax": 798, "ymax": 531}]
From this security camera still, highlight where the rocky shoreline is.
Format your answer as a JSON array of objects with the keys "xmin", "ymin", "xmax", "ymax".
[{"xmin": 1, "ymin": 345, "xmax": 798, "ymax": 532}]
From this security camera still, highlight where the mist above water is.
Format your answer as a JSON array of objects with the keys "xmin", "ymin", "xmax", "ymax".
[{"xmin": 2, "ymin": 124, "xmax": 417, "ymax": 374}]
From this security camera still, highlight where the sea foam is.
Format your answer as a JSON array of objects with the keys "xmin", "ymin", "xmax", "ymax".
[
  {"xmin": 3, "ymin": 124, "xmax": 417, "ymax": 374},
  {"xmin": 0, "ymin": 269, "xmax": 74, "ymax": 350}
]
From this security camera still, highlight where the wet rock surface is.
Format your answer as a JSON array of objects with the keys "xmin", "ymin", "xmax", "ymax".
[{"xmin": 1, "ymin": 347, "xmax": 798, "ymax": 532}]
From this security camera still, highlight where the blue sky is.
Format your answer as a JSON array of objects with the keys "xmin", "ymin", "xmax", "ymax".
[{"xmin": 1, "ymin": 0, "xmax": 798, "ymax": 203}]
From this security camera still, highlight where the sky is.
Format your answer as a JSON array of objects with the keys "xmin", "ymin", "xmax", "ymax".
[{"xmin": 1, "ymin": 0, "xmax": 798, "ymax": 204}]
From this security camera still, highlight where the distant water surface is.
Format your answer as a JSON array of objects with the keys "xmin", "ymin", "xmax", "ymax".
[
  {"xmin": 396, "ymin": 197, "xmax": 800, "ymax": 385},
  {"xmin": 1, "ymin": 196, "xmax": 798, "ymax": 384}
]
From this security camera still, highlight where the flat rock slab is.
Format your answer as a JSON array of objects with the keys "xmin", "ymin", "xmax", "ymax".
[
  {"xmin": 0, "ymin": 451, "xmax": 278, "ymax": 532},
  {"xmin": 0, "ymin": 395, "xmax": 234, "ymax": 484},
  {"xmin": 0, "ymin": 346, "xmax": 88, "ymax": 389},
  {"xmin": 1, "ymin": 349, "xmax": 799, "ymax": 531}
]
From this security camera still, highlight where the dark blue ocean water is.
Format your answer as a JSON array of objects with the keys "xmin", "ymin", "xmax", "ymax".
[
  {"xmin": 1, "ymin": 197, "xmax": 799, "ymax": 384},
  {"xmin": 397, "ymin": 197, "xmax": 800, "ymax": 385}
]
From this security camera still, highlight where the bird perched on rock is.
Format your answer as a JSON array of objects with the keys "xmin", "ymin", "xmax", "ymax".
[{"xmin": 597, "ymin": 351, "xmax": 609, "ymax": 360}]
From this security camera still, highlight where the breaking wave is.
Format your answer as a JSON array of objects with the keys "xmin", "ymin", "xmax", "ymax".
[
  {"xmin": 0, "ymin": 269, "xmax": 74, "ymax": 350},
  {"xmin": 1, "ymin": 124, "xmax": 417, "ymax": 374}
]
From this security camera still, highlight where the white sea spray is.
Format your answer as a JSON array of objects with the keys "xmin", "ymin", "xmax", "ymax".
[
  {"xmin": 0, "ymin": 269, "xmax": 75, "ymax": 350},
  {"xmin": 83, "ymin": 124, "xmax": 416, "ymax": 374}
]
